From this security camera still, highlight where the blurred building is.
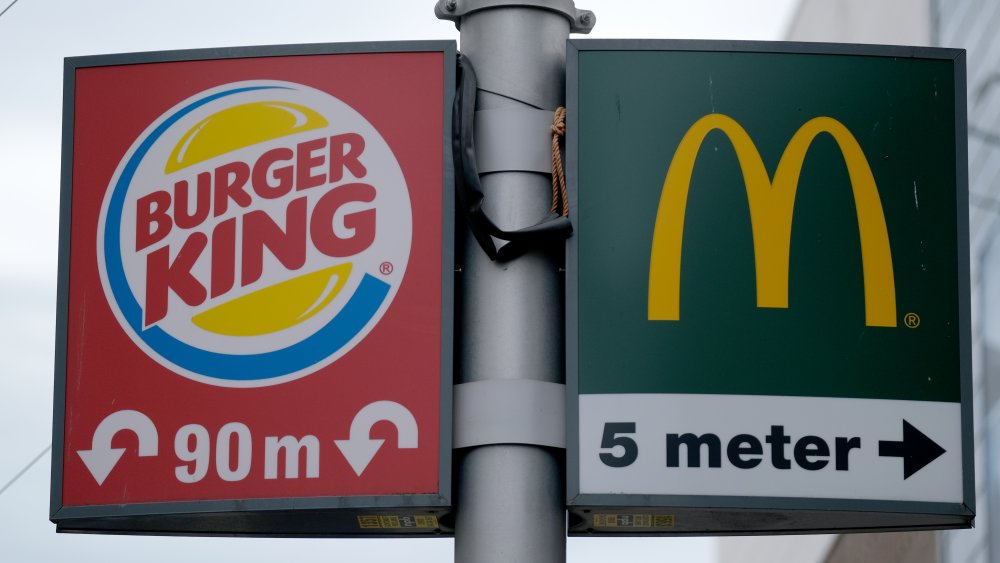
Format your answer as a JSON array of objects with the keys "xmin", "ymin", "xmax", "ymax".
[{"xmin": 719, "ymin": 0, "xmax": 1000, "ymax": 561}]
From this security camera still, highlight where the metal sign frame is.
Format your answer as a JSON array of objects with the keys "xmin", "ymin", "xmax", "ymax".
[
  {"xmin": 51, "ymin": 40, "xmax": 456, "ymax": 537},
  {"xmin": 565, "ymin": 38, "xmax": 973, "ymax": 535}
]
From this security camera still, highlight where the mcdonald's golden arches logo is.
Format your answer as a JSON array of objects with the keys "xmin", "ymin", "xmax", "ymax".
[{"xmin": 648, "ymin": 114, "xmax": 897, "ymax": 327}]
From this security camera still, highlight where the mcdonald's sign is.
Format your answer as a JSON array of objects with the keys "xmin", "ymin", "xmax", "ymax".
[
  {"xmin": 648, "ymin": 113, "xmax": 896, "ymax": 327},
  {"xmin": 567, "ymin": 40, "xmax": 973, "ymax": 535}
]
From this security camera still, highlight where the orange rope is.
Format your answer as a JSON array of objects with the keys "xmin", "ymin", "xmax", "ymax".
[{"xmin": 550, "ymin": 106, "xmax": 569, "ymax": 217}]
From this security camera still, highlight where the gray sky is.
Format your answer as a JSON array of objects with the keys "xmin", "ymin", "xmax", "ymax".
[{"xmin": 0, "ymin": 0, "xmax": 796, "ymax": 560}]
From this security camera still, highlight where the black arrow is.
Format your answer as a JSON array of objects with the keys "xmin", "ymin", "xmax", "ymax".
[{"xmin": 878, "ymin": 420, "xmax": 946, "ymax": 479}]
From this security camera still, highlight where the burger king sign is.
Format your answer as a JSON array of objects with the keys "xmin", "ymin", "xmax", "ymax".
[
  {"xmin": 99, "ymin": 79, "xmax": 412, "ymax": 386},
  {"xmin": 53, "ymin": 43, "xmax": 454, "ymax": 535}
]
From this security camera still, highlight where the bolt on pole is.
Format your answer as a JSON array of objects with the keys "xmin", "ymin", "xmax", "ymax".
[{"xmin": 436, "ymin": 1, "xmax": 593, "ymax": 562}]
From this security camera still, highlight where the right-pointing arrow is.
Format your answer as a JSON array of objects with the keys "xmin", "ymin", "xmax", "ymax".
[{"xmin": 878, "ymin": 419, "xmax": 946, "ymax": 479}]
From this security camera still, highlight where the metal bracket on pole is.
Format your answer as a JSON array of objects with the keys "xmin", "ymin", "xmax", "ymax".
[
  {"xmin": 474, "ymin": 108, "xmax": 554, "ymax": 174},
  {"xmin": 435, "ymin": 0, "xmax": 596, "ymax": 33},
  {"xmin": 453, "ymin": 380, "xmax": 566, "ymax": 448}
]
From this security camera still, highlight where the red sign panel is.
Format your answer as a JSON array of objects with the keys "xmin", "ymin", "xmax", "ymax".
[{"xmin": 51, "ymin": 42, "xmax": 454, "ymax": 535}]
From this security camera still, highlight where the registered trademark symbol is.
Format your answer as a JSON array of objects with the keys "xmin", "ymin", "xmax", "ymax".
[
  {"xmin": 380, "ymin": 261, "xmax": 394, "ymax": 275},
  {"xmin": 903, "ymin": 312, "xmax": 921, "ymax": 329}
]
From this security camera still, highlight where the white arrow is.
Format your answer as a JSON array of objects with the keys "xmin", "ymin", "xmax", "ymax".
[
  {"xmin": 77, "ymin": 410, "xmax": 158, "ymax": 486},
  {"xmin": 334, "ymin": 401, "xmax": 418, "ymax": 476}
]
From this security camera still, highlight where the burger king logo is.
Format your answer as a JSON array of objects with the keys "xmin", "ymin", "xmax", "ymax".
[{"xmin": 97, "ymin": 80, "xmax": 411, "ymax": 387}]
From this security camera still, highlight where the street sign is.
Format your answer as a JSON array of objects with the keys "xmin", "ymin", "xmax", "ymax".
[
  {"xmin": 566, "ymin": 40, "xmax": 973, "ymax": 534},
  {"xmin": 51, "ymin": 41, "xmax": 455, "ymax": 536}
]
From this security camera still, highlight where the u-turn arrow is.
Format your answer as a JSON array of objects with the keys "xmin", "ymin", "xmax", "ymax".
[
  {"xmin": 334, "ymin": 401, "xmax": 418, "ymax": 476},
  {"xmin": 77, "ymin": 410, "xmax": 159, "ymax": 486},
  {"xmin": 878, "ymin": 419, "xmax": 946, "ymax": 479}
]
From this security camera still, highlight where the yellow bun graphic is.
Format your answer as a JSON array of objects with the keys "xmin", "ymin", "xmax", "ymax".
[
  {"xmin": 165, "ymin": 101, "xmax": 328, "ymax": 173},
  {"xmin": 192, "ymin": 263, "xmax": 353, "ymax": 336}
]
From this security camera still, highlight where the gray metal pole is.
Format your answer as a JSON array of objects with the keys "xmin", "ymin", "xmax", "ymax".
[{"xmin": 435, "ymin": 2, "xmax": 592, "ymax": 562}]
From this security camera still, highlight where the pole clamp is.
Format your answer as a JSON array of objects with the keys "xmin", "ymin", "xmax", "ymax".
[
  {"xmin": 453, "ymin": 380, "xmax": 566, "ymax": 449},
  {"xmin": 475, "ymin": 108, "xmax": 554, "ymax": 174},
  {"xmin": 435, "ymin": 0, "xmax": 596, "ymax": 34}
]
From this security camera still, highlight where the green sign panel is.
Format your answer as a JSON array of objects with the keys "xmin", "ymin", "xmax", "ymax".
[{"xmin": 567, "ymin": 40, "xmax": 973, "ymax": 535}]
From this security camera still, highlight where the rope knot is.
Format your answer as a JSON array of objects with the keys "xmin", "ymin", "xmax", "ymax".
[
  {"xmin": 551, "ymin": 107, "xmax": 566, "ymax": 136},
  {"xmin": 550, "ymin": 106, "xmax": 569, "ymax": 217}
]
